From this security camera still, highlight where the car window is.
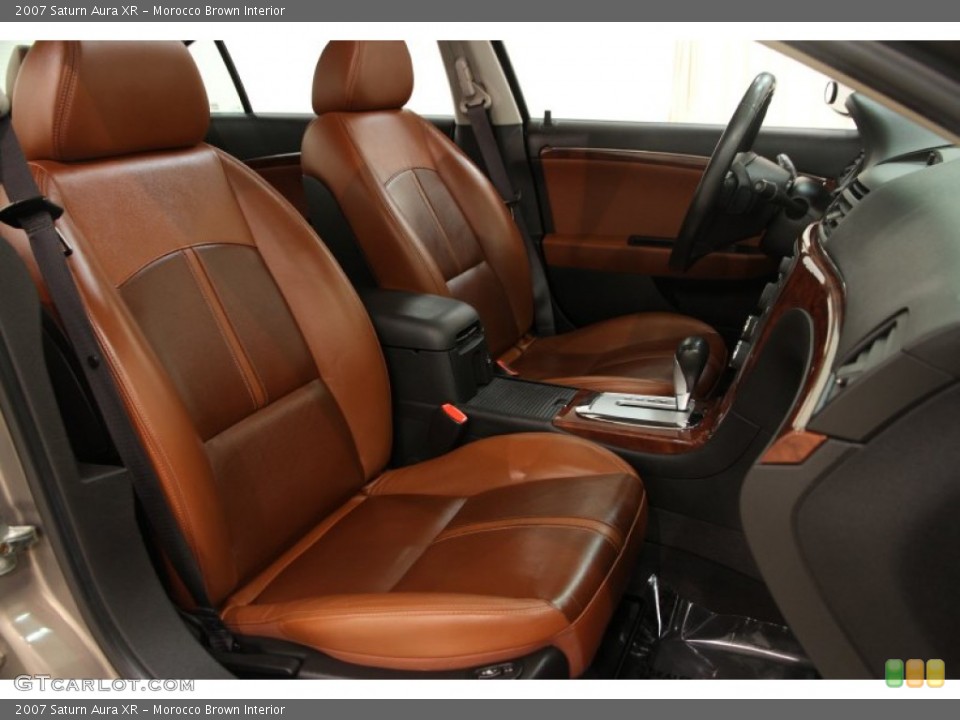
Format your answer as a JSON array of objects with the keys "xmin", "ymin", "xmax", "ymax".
[
  {"xmin": 192, "ymin": 39, "xmax": 453, "ymax": 116},
  {"xmin": 507, "ymin": 40, "xmax": 854, "ymax": 130},
  {"xmin": 188, "ymin": 41, "xmax": 245, "ymax": 113},
  {"xmin": 1, "ymin": 39, "xmax": 32, "ymax": 94}
]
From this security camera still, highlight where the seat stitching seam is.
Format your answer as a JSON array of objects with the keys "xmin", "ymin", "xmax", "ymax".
[
  {"xmin": 229, "ymin": 605, "xmax": 556, "ymax": 626},
  {"xmin": 191, "ymin": 247, "xmax": 272, "ymax": 404},
  {"xmin": 437, "ymin": 516, "xmax": 623, "ymax": 549},
  {"xmin": 345, "ymin": 42, "xmax": 362, "ymax": 109},
  {"xmin": 382, "ymin": 165, "xmax": 438, "ymax": 187},
  {"xmin": 383, "ymin": 496, "xmax": 468, "ymax": 593},
  {"xmin": 203, "ymin": 378, "xmax": 319, "ymax": 443},
  {"xmin": 446, "ymin": 257, "xmax": 486, "ymax": 281},
  {"xmin": 430, "ymin": 520, "xmax": 620, "ymax": 552},
  {"xmin": 117, "ymin": 241, "xmax": 255, "ymax": 289},
  {"xmin": 420, "ymin": 119, "xmax": 530, "ymax": 339},
  {"xmin": 227, "ymin": 494, "xmax": 368, "ymax": 610},
  {"xmin": 182, "ymin": 247, "xmax": 264, "ymax": 408},
  {"xmin": 213, "ymin": 148, "xmax": 370, "ymax": 477},
  {"xmin": 333, "ymin": 114, "xmax": 448, "ymax": 295},
  {"xmin": 55, "ymin": 42, "xmax": 79, "ymax": 160},
  {"xmin": 408, "ymin": 169, "xmax": 464, "ymax": 277}
]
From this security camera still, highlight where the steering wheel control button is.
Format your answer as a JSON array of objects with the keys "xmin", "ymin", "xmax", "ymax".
[{"xmin": 731, "ymin": 340, "xmax": 751, "ymax": 370}]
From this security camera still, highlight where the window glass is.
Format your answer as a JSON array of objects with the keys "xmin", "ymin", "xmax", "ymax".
[
  {"xmin": 507, "ymin": 40, "xmax": 853, "ymax": 129},
  {"xmin": 219, "ymin": 39, "xmax": 452, "ymax": 115},
  {"xmin": 188, "ymin": 41, "xmax": 244, "ymax": 114},
  {"xmin": 1, "ymin": 40, "xmax": 33, "ymax": 96}
]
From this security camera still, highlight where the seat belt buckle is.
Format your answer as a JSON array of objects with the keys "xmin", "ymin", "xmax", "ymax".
[
  {"xmin": 426, "ymin": 403, "xmax": 469, "ymax": 459},
  {"xmin": 0, "ymin": 195, "xmax": 64, "ymax": 230}
]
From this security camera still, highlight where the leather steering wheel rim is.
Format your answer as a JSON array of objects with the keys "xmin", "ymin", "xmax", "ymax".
[{"xmin": 669, "ymin": 72, "xmax": 777, "ymax": 272}]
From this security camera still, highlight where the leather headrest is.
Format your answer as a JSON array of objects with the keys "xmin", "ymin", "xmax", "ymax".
[
  {"xmin": 312, "ymin": 41, "xmax": 413, "ymax": 115},
  {"xmin": 12, "ymin": 41, "xmax": 209, "ymax": 163}
]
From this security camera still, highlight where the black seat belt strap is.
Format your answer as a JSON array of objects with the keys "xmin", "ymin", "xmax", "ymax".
[
  {"xmin": 456, "ymin": 58, "xmax": 556, "ymax": 337},
  {"xmin": 0, "ymin": 107, "xmax": 234, "ymax": 652}
]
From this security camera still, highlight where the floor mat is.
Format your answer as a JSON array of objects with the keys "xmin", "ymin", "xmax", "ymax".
[{"xmin": 590, "ymin": 574, "xmax": 819, "ymax": 679}]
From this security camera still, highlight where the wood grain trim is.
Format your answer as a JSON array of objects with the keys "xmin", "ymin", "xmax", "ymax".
[
  {"xmin": 540, "ymin": 147, "xmax": 709, "ymax": 170},
  {"xmin": 543, "ymin": 234, "xmax": 777, "ymax": 280},
  {"xmin": 554, "ymin": 392, "xmax": 722, "ymax": 455},
  {"xmin": 760, "ymin": 430, "xmax": 827, "ymax": 464},
  {"xmin": 554, "ymin": 223, "xmax": 844, "ymax": 459}
]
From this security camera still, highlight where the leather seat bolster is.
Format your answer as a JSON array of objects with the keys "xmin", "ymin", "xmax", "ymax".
[
  {"xmin": 215, "ymin": 150, "xmax": 393, "ymax": 478},
  {"xmin": 553, "ymin": 497, "xmax": 647, "ymax": 675},
  {"xmin": 302, "ymin": 113, "xmax": 452, "ymax": 298}
]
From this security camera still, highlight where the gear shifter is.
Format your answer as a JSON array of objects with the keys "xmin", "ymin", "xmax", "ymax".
[
  {"xmin": 673, "ymin": 336, "xmax": 710, "ymax": 412},
  {"xmin": 574, "ymin": 335, "xmax": 710, "ymax": 428}
]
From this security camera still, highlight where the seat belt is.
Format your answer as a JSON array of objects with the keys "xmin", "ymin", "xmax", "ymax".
[
  {"xmin": 455, "ymin": 58, "xmax": 556, "ymax": 337},
  {"xmin": 0, "ymin": 103, "xmax": 235, "ymax": 652}
]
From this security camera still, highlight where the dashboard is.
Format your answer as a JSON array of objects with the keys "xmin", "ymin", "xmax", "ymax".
[{"xmin": 742, "ymin": 93, "xmax": 960, "ymax": 678}]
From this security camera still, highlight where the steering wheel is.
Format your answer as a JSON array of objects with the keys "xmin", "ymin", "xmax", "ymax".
[{"xmin": 669, "ymin": 72, "xmax": 777, "ymax": 271}]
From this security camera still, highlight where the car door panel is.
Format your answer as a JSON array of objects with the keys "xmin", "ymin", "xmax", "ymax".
[
  {"xmin": 529, "ymin": 122, "xmax": 861, "ymax": 180},
  {"xmin": 527, "ymin": 121, "xmax": 861, "ymax": 341},
  {"xmin": 540, "ymin": 147, "xmax": 777, "ymax": 282}
]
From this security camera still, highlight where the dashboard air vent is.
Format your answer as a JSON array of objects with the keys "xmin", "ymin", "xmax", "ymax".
[
  {"xmin": 824, "ymin": 312, "xmax": 905, "ymax": 405},
  {"xmin": 821, "ymin": 180, "xmax": 870, "ymax": 239}
]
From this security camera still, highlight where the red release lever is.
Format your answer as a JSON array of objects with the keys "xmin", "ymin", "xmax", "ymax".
[
  {"xmin": 496, "ymin": 359, "xmax": 519, "ymax": 377},
  {"xmin": 441, "ymin": 403, "xmax": 468, "ymax": 425}
]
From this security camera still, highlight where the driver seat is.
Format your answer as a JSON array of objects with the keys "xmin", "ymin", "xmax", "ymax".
[{"xmin": 302, "ymin": 41, "xmax": 727, "ymax": 396}]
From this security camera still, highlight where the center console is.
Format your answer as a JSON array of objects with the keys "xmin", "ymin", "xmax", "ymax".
[{"xmin": 364, "ymin": 228, "xmax": 841, "ymax": 533}]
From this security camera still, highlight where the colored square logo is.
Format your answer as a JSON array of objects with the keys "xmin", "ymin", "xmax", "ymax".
[
  {"xmin": 927, "ymin": 659, "xmax": 945, "ymax": 688},
  {"xmin": 906, "ymin": 658, "xmax": 925, "ymax": 687},
  {"xmin": 885, "ymin": 659, "xmax": 904, "ymax": 687}
]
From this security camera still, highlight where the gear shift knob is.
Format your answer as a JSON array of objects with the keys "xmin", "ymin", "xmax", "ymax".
[{"xmin": 674, "ymin": 336, "xmax": 710, "ymax": 411}]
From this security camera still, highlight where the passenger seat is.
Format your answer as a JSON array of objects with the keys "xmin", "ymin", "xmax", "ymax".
[
  {"xmin": 6, "ymin": 41, "xmax": 647, "ymax": 676},
  {"xmin": 302, "ymin": 41, "xmax": 727, "ymax": 398}
]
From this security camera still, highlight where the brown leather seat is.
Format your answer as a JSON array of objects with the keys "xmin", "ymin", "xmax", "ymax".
[
  {"xmin": 302, "ymin": 41, "xmax": 726, "ymax": 397},
  {"xmin": 9, "ymin": 41, "xmax": 647, "ymax": 676}
]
